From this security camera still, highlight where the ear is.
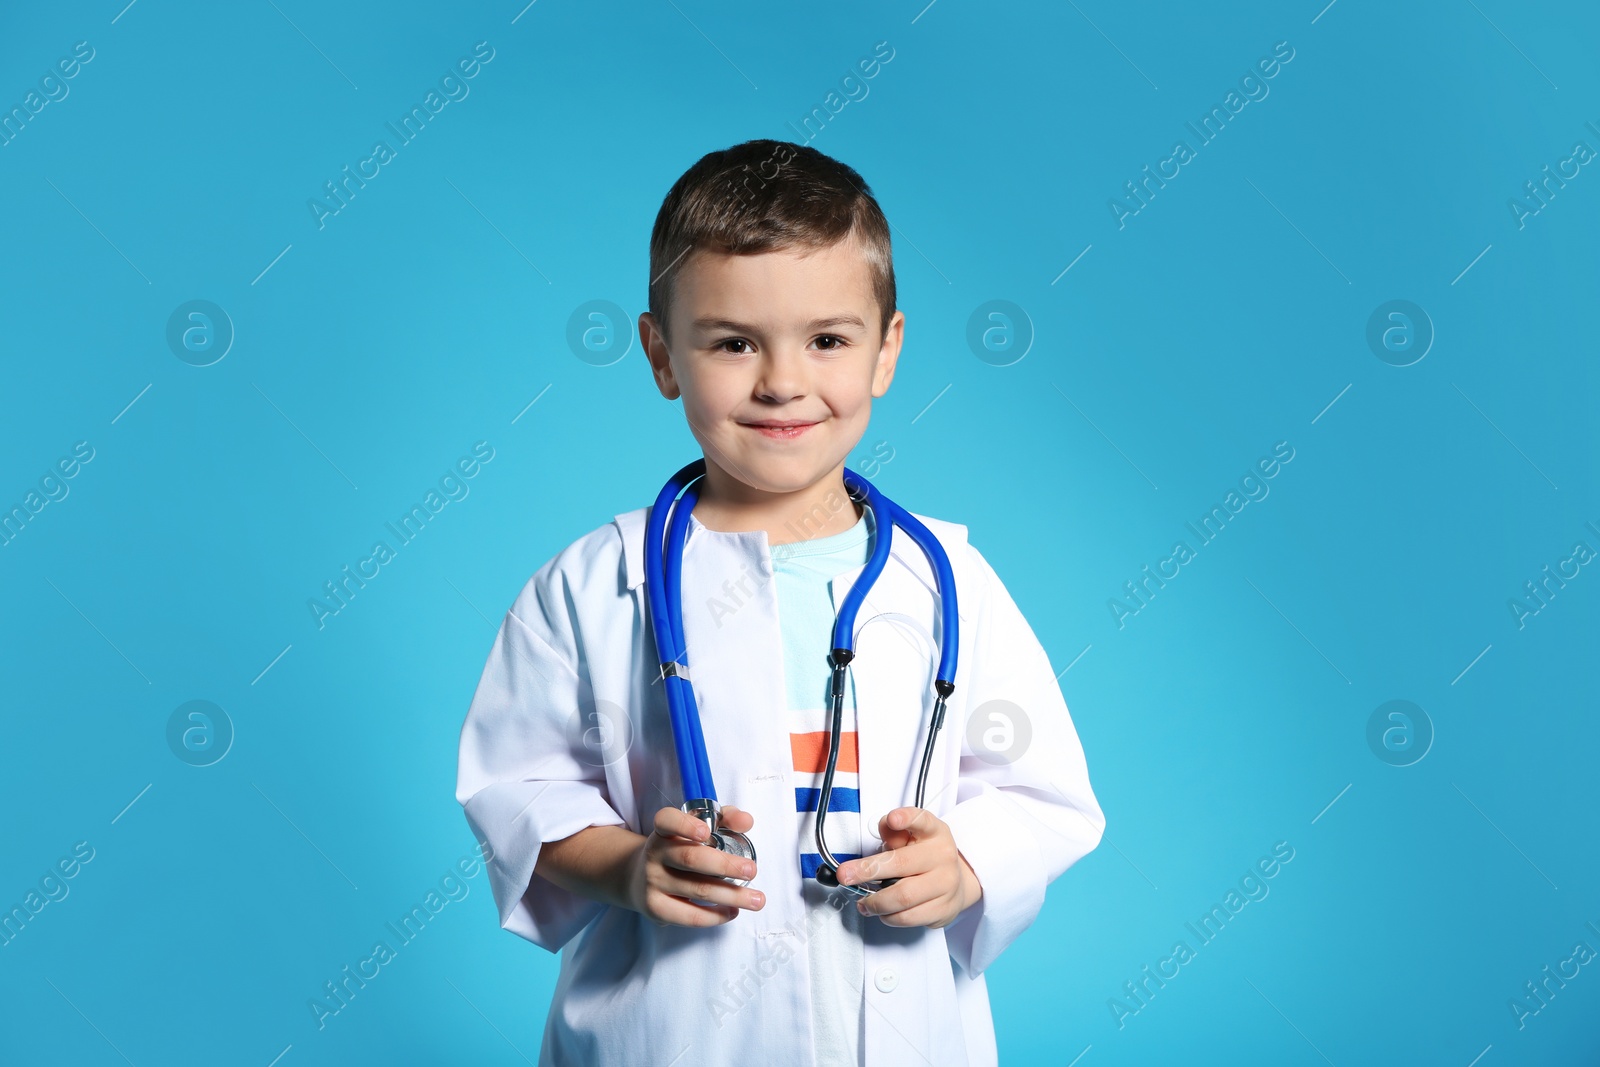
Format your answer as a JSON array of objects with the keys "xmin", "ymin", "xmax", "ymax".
[
  {"xmin": 640, "ymin": 312, "xmax": 680, "ymax": 401},
  {"xmin": 871, "ymin": 309, "xmax": 904, "ymax": 398}
]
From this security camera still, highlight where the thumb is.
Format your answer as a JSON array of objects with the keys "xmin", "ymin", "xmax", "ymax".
[{"xmin": 879, "ymin": 806, "xmax": 921, "ymax": 847}]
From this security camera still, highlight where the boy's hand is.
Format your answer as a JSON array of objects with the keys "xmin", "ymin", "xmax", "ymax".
[
  {"xmin": 626, "ymin": 804, "xmax": 766, "ymax": 927},
  {"xmin": 838, "ymin": 807, "xmax": 982, "ymax": 929}
]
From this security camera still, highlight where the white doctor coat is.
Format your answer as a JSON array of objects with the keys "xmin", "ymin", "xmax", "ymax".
[{"xmin": 456, "ymin": 503, "xmax": 1105, "ymax": 1066}]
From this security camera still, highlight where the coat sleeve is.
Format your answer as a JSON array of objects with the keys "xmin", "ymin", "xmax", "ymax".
[
  {"xmin": 940, "ymin": 542, "xmax": 1106, "ymax": 977},
  {"xmin": 455, "ymin": 560, "xmax": 629, "ymax": 954}
]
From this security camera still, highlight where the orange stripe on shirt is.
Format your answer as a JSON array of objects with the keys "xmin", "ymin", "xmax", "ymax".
[{"xmin": 790, "ymin": 730, "xmax": 858, "ymax": 774}]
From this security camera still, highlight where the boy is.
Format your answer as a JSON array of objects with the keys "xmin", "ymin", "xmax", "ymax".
[{"xmin": 456, "ymin": 140, "xmax": 1104, "ymax": 1066}]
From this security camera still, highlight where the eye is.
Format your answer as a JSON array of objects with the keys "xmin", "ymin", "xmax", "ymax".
[
  {"xmin": 714, "ymin": 338, "xmax": 753, "ymax": 355},
  {"xmin": 813, "ymin": 335, "xmax": 849, "ymax": 352}
]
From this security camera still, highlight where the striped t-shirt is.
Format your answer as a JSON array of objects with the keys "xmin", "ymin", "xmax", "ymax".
[{"xmin": 770, "ymin": 503, "xmax": 874, "ymax": 1067}]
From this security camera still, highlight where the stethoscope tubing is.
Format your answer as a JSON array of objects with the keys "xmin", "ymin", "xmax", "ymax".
[{"xmin": 646, "ymin": 458, "xmax": 958, "ymax": 897}]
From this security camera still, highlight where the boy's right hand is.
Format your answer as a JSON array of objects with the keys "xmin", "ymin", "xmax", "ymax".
[{"xmin": 626, "ymin": 804, "xmax": 765, "ymax": 927}]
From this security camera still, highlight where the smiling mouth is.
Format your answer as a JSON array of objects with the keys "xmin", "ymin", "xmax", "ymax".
[{"xmin": 742, "ymin": 421, "xmax": 818, "ymax": 439}]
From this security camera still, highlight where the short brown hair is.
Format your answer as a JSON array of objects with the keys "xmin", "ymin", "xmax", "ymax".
[{"xmin": 647, "ymin": 139, "xmax": 896, "ymax": 343}]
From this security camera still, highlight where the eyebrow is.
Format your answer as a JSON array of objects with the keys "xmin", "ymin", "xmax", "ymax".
[{"xmin": 690, "ymin": 315, "xmax": 868, "ymax": 333}]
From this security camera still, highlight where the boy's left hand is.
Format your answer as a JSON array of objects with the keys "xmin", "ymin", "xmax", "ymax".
[{"xmin": 838, "ymin": 807, "xmax": 982, "ymax": 928}]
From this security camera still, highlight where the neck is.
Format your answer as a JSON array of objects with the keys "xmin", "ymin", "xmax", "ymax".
[{"xmin": 690, "ymin": 460, "xmax": 863, "ymax": 546}]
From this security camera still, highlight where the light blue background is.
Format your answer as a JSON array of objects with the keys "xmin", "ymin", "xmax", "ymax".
[{"xmin": 2, "ymin": 1, "xmax": 1597, "ymax": 1063}]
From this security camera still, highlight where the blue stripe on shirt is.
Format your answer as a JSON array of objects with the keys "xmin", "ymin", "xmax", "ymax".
[
  {"xmin": 795, "ymin": 786, "xmax": 860, "ymax": 814},
  {"xmin": 800, "ymin": 852, "xmax": 862, "ymax": 879}
]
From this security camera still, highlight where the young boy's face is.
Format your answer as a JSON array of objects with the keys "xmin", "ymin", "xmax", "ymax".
[{"xmin": 640, "ymin": 235, "xmax": 904, "ymax": 503}]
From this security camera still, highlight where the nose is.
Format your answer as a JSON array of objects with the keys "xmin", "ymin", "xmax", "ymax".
[{"xmin": 753, "ymin": 344, "xmax": 808, "ymax": 403}]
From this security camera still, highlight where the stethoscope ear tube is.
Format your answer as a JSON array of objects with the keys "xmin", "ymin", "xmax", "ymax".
[{"xmin": 646, "ymin": 458, "xmax": 715, "ymax": 802}]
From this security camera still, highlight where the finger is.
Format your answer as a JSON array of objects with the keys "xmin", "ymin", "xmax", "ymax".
[
  {"xmin": 657, "ymin": 868, "xmax": 766, "ymax": 912},
  {"xmin": 718, "ymin": 804, "xmax": 755, "ymax": 833},
  {"xmin": 878, "ymin": 806, "xmax": 938, "ymax": 847},
  {"xmin": 664, "ymin": 840, "xmax": 759, "ymax": 884},
  {"xmin": 854, "ymin": 873, "xmax": 937, "ymax": 923},
  {"xmin": 655, "ymin": 805, "xmax": 710, "ymax": 843},
  {"xmin": 651, "ymin": 892, "xmax": 741, "ymax": 927},
  {"xmin": 870, "ymin": 893, "xmax": 958, "ymax": 929},
  {"xmin": 838, "ymin": 840, "xmax": 933, "ymax": 887}
]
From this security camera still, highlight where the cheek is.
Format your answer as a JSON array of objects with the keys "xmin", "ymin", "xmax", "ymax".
[{"xmin": 678, "ymin": 372, "xmax": 744, "ymax": 429}]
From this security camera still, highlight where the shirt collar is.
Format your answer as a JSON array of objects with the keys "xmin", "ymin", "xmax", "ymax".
[{"xmin": 612, "ymin": 504, "xmax": 967, "ymax": 593}]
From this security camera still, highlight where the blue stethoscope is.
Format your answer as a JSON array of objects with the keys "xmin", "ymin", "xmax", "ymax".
[{"xmin": 645, "ymin": 458, "xmax": 959, "ymax": 898}]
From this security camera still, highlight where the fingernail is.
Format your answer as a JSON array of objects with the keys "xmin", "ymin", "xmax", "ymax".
[
  {"xmin": 750, "ymin": 891, "xmax": 764, "ymax": 906},
  {"xmin": 741, "ymin": 862, "xmax": 756, "ymax": 877}
]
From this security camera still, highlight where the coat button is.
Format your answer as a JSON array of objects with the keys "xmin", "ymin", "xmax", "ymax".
[{"xmin": 874, "ymin": 966, "xmax": 898, "ymax": 993}]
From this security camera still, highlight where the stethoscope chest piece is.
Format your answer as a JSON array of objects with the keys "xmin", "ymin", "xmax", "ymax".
[{"xmin": 683, "ymin": 798, "xmax": 756, "ymax": 887}]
